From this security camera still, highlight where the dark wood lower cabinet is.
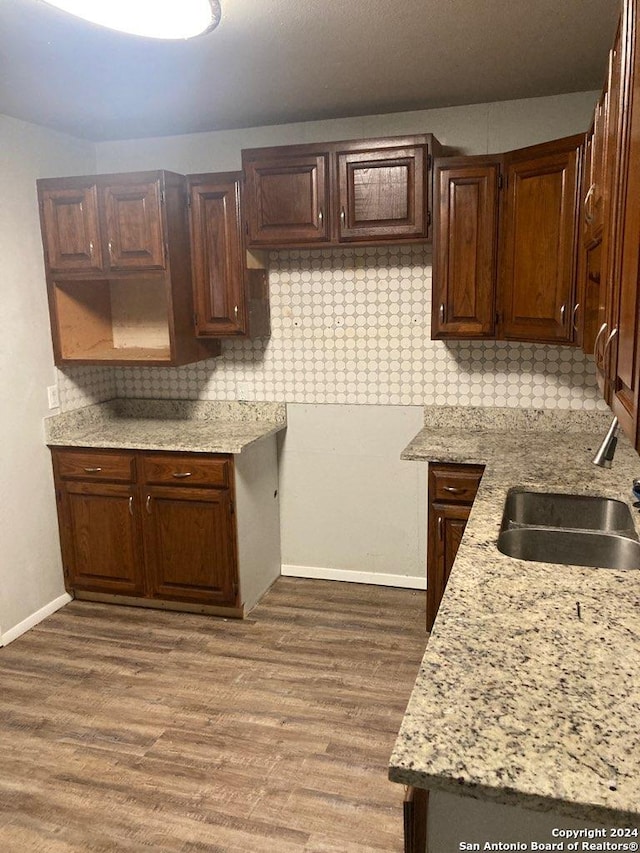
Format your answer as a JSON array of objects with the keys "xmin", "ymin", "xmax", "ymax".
[
  {"xmin": 51, "ymin": 447, "xmax": 240, "ymax": 612},
  {"xmin": 427, "ymin": 463, "xmax": 483, "ymax": 631},
  {"xmin": 57, "ymin": 481, "xmax": 145, "ymax": 596},
  {"xmin": 144, "ymin": 485, "xmax": 237, "ymax": 605},
  {"xmin": 404, "ymin": 786, "xmax": 429, "ymax": 853}
]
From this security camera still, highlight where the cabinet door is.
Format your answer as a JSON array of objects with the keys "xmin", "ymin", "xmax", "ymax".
[
  {"xmin": 432, "ymin": 157, "xmax": 500, "ymax": 338},
  {"xmin": 143, "ymin": 486, "xmax": 237, "ymax": 605},
  {"xmin": 336, "ymin": 144, "xmax": 426, "ymax": 241},
  {"xmin": 499, "ymin": 136, "xmax": 581, "ymax": 342},
  {"xmin": 59, "ymin": 482, "xmax": 145, "ymax": 596},
  {"xmin": 39, "ymin": 184, "xmax": 103, "ymax": 273},
  {"xmin": 609, "ymin": 12, "xmax": 640, "ymax": 444},
  {"xmin": 427, "ymin": 502, "xmax": 470, "ymax": 632},
  {"xmin": 102, "ymin": 179, "xmax": 165, "ymax": 270},
  {"xmin": 243, "ymin": 152, "xmax": 330, "ymax": 245},
  {"xmin": 188, "ymin": 174, "xmax": 247, "ymax": 336},
  {"xmin": 588, "ymin": 90, "xmax": 608, "ymax": 239}
]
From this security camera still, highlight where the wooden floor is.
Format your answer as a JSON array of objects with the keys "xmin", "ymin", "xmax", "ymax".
[{"xmin": 0, "ymin": 578, "xmax": 427, "ymax": 853}]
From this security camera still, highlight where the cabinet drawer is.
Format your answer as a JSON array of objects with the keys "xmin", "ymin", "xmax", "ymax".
[
  {"xmin": 54, "ymin": 449, "xmax": 136, "ymax": 482},
  {"xmin": 430, "ymin": 464, "xmax": 483, "ymax": 504},
  {"xmin": 141, "ymin": 454, "xmax": 231, "ymax": 488}
]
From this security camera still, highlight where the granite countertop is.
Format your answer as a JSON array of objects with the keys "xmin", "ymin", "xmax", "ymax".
[
  {"xmin": 389, "ymin": 406, "xmax": 640, "ymax": 824},
  {"xmin": 44, "ymin": 399, "xmax": 287, "ymax": 454}
]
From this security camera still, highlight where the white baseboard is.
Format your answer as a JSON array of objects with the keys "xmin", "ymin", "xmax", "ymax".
[
  {"xmin": 281, "ymin": 564, "xmax": 426, "ymax": 590},
  {"xmin": 0, "ymin": 592, "xmax": 72, "ymax": 647}
]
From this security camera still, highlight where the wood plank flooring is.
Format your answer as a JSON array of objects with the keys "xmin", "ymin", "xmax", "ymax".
[{"xmin": 0, "ymin": 578, "xmax": 427, "ymax": 852}]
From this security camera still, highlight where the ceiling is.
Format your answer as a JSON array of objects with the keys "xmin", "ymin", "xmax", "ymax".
[{"xmin": 0, "ymin": 0, "xmax": 620, "ymax": 142}]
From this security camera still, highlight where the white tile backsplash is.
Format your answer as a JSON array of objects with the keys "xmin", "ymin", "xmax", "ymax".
[{"xmin": 55, "ymin": 245, "xmax": 606, "ymax": 412}]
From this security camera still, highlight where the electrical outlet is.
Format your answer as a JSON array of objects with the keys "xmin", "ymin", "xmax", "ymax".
[
  {"xmin": 47, "ymin": 384, "xmax": 60, "ymax": 409},
  {"xmin": 236, "ymin": 382, "xmax": 252, "ymax": 401}
]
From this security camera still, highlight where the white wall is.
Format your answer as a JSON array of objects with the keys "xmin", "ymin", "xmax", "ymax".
[
  {"xmin": 279, "ymin": 405, "xmax": 427, "ymax": 584},
  {"xmin": 0, "ymin": 114, "xmax": 96, "ymax": 642},
  {"xmin": 95, "ymin": 91, "xmax": 598, "ymax": 173}
]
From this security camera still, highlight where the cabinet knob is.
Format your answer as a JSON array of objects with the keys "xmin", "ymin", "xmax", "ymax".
[
  {"xmin": 172, "ymin": 472, "xmax": 192, "ymax": 479},
  {"xmin": 83, "ymin": 466, "xmax": 102, "ymax": 473}
]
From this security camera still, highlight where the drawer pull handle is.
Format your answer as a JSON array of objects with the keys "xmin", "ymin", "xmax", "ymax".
[
  {"xmin": 572, "ymin": 302, "xmax": 580, "ymax": 332},
  {"xmin": 172, "ymin": 472, "xmax": 192, "ymax": 479},
  {"xmin": 128, "ymin": 496, "xmax": 134, "ymax": 516},
  {"xmin": 146, "ymin": 495, "xmax": 152, "ymax": 514},
  {"xmin": 443, "ymin": 486, "xmax": 464, "ymax": 494},
  {"xmin": 83, "ymin": 467, "xmax": 102, "ymax": 473}
]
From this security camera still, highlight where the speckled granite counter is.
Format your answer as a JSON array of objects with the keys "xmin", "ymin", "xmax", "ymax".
[
  {"xmin": 45, "ymin": 399, "xmax": 286, "ymax": 454},
  {"xmin": 389, "ymin": 407, "xmax": 640, "ymax": 824}
]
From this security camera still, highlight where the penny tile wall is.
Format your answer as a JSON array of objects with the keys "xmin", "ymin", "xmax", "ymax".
[{"xmin": 56, "ymin": 245, "xmax": 608, "ymax": 412}]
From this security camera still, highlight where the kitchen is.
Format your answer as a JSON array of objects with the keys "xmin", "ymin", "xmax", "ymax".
[{"xmin": 0, "ymin": 0, "xmax": 636, "ymax": 850}]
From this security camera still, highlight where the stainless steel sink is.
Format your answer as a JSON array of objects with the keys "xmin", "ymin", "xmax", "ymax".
[
  {"xmin": 497, "ymin": 489, "xmax": 640, "ymax": 569},
  {"xmin": 502, "ymin": 490, "xmax": 636, "ymax": 533},
  {"xmin": 498, "ymin": 527, "xmax": 640, "ymax": 569}
]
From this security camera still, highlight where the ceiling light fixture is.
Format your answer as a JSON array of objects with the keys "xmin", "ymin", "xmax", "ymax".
[{"xmin": 42, "ymin": 0, "xmax": 221, "ymax": 40}]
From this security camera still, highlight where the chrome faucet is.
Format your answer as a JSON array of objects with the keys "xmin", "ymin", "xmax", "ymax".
[{"xmin": 592, "ymin": 416, "xmax": 620, "ymax": 468}]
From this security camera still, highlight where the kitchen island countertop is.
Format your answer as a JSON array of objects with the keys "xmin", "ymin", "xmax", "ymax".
[{"xmin": 389, "ymin": 406, "xmax": 640, "ymax": 824}]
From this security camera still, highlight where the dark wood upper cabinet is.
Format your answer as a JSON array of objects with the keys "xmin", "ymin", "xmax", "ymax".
[
  {"xmin": 102, "ymin": 179, "xmax": 165, "ymax": 271},
  {"xmin": 39, "ymin": 182, "xmax": 103, "ymax": 274},
  {"xmin": 336, "ymin": 143, "xmax": 426, "ymax": 241},
  {"xmin": 432, "ymin": 157, "xmax": 500, "ymax": 338},
  {"xmin": 188, "ymin": 172, "xmax": 270, "ymax": 338},
  {"xmin": 499, "ymin": 135, "xmax": 581, "ymax": 343},
  {"xmin": 241, "ymin": 134, "xmax": 441, "ymax": 248},
  {"xmin": 243, "ymin": 149, "xmax": 330, "ymax": 246},
  {"xmin": 37, "ymin": 170, "xmax": 220, "ymax": 366},
  {"xmin": 432, "ymin": 135, "xmax": 582, "ymax": 345}
]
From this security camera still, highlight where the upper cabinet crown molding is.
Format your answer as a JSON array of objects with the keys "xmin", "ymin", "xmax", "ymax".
[{"xmin": 241, "ymin": 134, "xmax": 442, "ymax": 249}]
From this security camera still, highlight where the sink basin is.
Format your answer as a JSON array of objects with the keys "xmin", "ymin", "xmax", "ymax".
[
  {"xmin": 497, "ymin": 489, "xmax": 640, "ymax": 569},
  {"xmin": 502, "ymin": 490, "xmax": 636, "ymax": 534},
  {"xmin": 497, "ymin": 527, "xmax": 640, "ymax": 569}
]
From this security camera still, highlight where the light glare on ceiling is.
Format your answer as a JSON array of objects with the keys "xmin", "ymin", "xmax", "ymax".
[{"xmin": 42, "ymin": 0, "xmax": 221, "ymax": 39}]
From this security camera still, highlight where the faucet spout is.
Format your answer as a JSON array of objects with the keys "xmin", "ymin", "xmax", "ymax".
[{"xmin": 592, "ymin": 416, "xmax": 620, "ymax": 468}]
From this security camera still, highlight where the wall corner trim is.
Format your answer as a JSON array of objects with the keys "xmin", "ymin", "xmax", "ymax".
[
  {"xmin": 0, "ymin": 593, "xmax": 73, "ymax": 647},
  {"xmin": 281, "ymin": 564, "xmax": 426, "ymax": 590}
]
